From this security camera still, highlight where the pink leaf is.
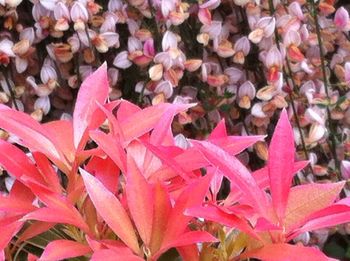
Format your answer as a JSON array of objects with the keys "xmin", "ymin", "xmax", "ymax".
[
  {"xmin": 22, "ymin": 207, "xmax": 89, "ymax": 234},
  {"xmin": 191, "ymin": 140, "xmax": 268, "ymax": 216},
  {"xmin": 120, "ymin": 103, "xmax": 194, "ymax": 144},
  {"xmin": 268, "ymin": 109, "xmax": 295, "ymax": 220},
  {"xmin": 242, "ymin": 243, "xmax": 336, "ymax": 261},
  {"xmin": 90, "ymin": 130, "xmax": 127, "ymax": 173},
  {"xmin": 73, "ymin": 63, "xmax": 109, "ymax": 149},
  {"xmin": 40, "ymin": 240, "xmax": 91, "ymax": 261},
  {"xmin": 43, "ymin": 120, "xmax": 75, "ymax": 163},
  {"xmin": 0, "ymin": 221, "xmax": 23, "ymax": 249},
  {"xmin": 18, "ymin": 221, "xmax": 56, "ymax": 242},
  {"xmin": 185, "ymin": 205, "xmax": 259, "ymax": 239},
  {"xmin": 149, "ymin": 181, "xmax": 172, "ymax": 254},
  {"xmin": 208, "ymin": 119, "xmax": 227, "ymax": 139},
  {"xmin": 156, "ymin": 231, "xmax": 217, "ymax": 258},
  {"xmin": 162, "ymin": 173, "xmax": 213, "ymax": 244},
  {"xmin": 150, "ymin": 106, "xmax": 177, "ymax": 146},
  {"xmin": 32, "ymin": 152, "xmax": 62, "ymax": 193},
  {"xmin": 85, "ymin": 156, "xmax": 120, "ymax": 194},
  {"xmin": 141, "ymin": 141, "xmax": 193, "ymax": 181},
  {"xmin": 126, "ymin": 155, "xmax": 154, "ymax": 246},
  {"xmin": 211, "ymin": 135, "xmax": 265, "ymax": 155},
  {"xmin": 0, "ymin": 105, "xmax": 68, "ymax": 171},
  {"xmin": 285, "ymin": 181, "xmax": 345, "ymax": 231},
  {"xmin": 0, "ymin": 139, "xmax": 45, "ymax": 183},
  {"xmin": 289, "ymin": 204, "xmax": 350, "ymax": 240},
  {"xmin": 91, "ymin": 249, "xmax": 144, "ymax": 261},
  {"xmin": 80, "ymin": 168, "xmax": 140, "ymax": 254}
]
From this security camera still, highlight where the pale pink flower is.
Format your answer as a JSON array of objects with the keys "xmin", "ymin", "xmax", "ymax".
[
  {"xmin": 341, "ymin": 160, "xmax": 350, "ymax": 180},
  {"xmin": 334, "ymin": 7, "xmax": 350, "ymax": 31},
  {"xmin": 288, "ymin": 2, "xmax": 304, "ymax": 21},
  {"xmin": 13, "ymin": 27, "xmax": 35, "ymax": 73},
  {"xmin": 345, "ymin": 62, "xmax": 350, "ymax": 86},
  {"xmin": 248, "ymin": 17, "xmax": 275, "ymax": 44},
  {"xmin": 70, "ymin": 1, "xmax": 89, "ymax": 31},
  {"xmin": 113, "ymin": 51, "xmax": 132, "ymax": 69},
  {"xmin": 0, "ymin": 38, "xmax": 15, "ymax": 66},
  {"xmin": 54, "ymin": 2, "xmax": 71, "ymax": 31},
  {"xmin": 238, "ymin": 81, "xmax": 256, "ymax": 109},
  {"xmin": 34, "ymin": 96, "xmax": 51, "ymax": 115},
  {"xmin": 154, "ymin": 80, "xmax": 173, "ymax": 98}
]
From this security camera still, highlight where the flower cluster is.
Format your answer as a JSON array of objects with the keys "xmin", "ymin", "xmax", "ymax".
[{"xmin": 0, "ymin": 64, "xmax": 350, "ymax": 260}]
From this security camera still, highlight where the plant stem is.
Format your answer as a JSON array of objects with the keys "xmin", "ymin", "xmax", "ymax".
[
  {"xmin": 308, "ymin": 0, "xmax": 341, "ymax": 178},
  {"xmin": 268, "ymin": 0, "xmax": 314, "ymax": 178}
]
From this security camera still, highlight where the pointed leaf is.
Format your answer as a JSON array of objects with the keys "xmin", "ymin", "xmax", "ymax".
[
  {"xmin": 185, "ymin": 205, "xmax": 259, "ymax": 239},
  {"xmin": 208, "ymin": 119, "xmax": 227, "ymax": 139},
  {"xmin": 0, "ymin": 105, "xmax": 68, "ymax": 171},
  {"xmin": 90, "ymin": 130, "xmax": 127, "ymax": 173},
  {"xmin": 91, "ymin": 249, "xmax": 144, "ymax": 261},
  {"xmin": 0, "ymin": 221, "xmax": 23, "ymax": 249},
  {"xmin": 18, "ymin": 221, "xmax": 56, "ymax": 242},
  {"xmin": 73, "ymin": 63, "xmax": 109, "ymax": 149},
  {"xmin": 43, "ymin": 120, "xmax": 75, "ymax": 163},
  {"xmin": 149, "ymin": 181, "xmax": 172, "ymax": 254},
  {"xmin": 268, "ymin": 109, "xmax": 295, "ymax": 220},
  {"xmin": 80, "ymin": 168, "xmax": 140, "ymax": 254},
  {"xmin": 241, "ymin": 243, "xmax": 336, "ymax": 261},
  {"xmin": 126, "ymin": 155, "xmax": 154, "ymax": 246},
  {"xmin": 191, "ymin": 140, "xmax": 268, "ymax": 216},
  {"xmin": 285, "ymin": 181, "xmax": 345, "ymax": 231},
  {"xmin": 40, "ymin": 240, "xmax": 91, "ymax": 261},
  {"xmin": 120, "ymin": 103, "xmax": 194, "ymax": 144},
  {"xmin": 22, "ymin": 207, "xmax": 89, "ymax": 234},
  {"xmin": 85, "ymin": 156, "xmax": 120, "ymax": 194},
  {"xmin": 0, "ymin": 140, "xmax": 44, "ymax": 183},
  {"xmin": 156, "ymin": 231, "xmax": 217, "ymax": 259},
  {"xmin": 162, "ymin": 173, "xmax": 213, "ymax": 244},
  {"xmin": 289, "ymin": 204, "xmax": 350, "ymax": 240}
]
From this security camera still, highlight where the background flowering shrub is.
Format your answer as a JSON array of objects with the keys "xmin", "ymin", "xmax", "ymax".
[{"xmin": 0, "ymin": 0, "xmax": 350, "ymax": 260}]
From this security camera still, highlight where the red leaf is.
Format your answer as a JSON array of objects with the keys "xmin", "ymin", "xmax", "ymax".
[
  {"xmin": 73, "ymin": 63, "xmax": 109, "ymax": 149},
  {"xmin": 289, "ymin": 204, "xmax": 350, "ymax": 240},
  {"xmin": 191, "ymin": 140, "xmax": 269, "ymax": 216},
  {"xmin": 241, "ymin": 243, "xmax": 336, "ymax": 261},
  {"xmin": 18, "ymin": 221, "xmax": 55, "ymax": 242},
  {"xmin": 120, "ymin": 103, "xmax": 193, "ymax": 144},
  {"xmin": 0, "ymin": 221, "xmax": 23, "ymax": 250},
  {"xmin": 149, "ymin": 181, "xmax": 172, "ymax": 254},
  {"xmin": 40, "ymin": 240, "xmax": 91, "ymax": 261},
  {"xmin": 185, "ymin": 205, "xmax": 259, "ymax": 239},
  {"xmin": 150, "ymin": 106, "xmax": 178, "ymax": 146},
  {"xmin": 91, "ymin": 249, "xmax": 144, "ymax": 261},
  {"xmin": 141, "ymin": 141, "xmax": 193, "ymax": 181},
  {"xmin": 208, "ymin": 119, "xmax": 227, "ymax": 139},
  {"xmin": 80, "ymin": 168, "xmax": 140, "ymax": 254},
  {"xmin": 156, "ymin": 231, "xmax": 217, "ymax": 259},
  {"xmin": 90, "ymin": 130, "xmax": 127, "ymax": 173},
  {"xmin": 32, "ymin": 152, "xmax": 62, "ymax": 194},
  {"xmin": 162, "ymin": 173, "xmax": 213, "ymax": 244},
  {"xmin": 43, "ymin": 120, "xmax": 75, "ymax": 163},
  {"xmin": 126, "ymin": 155, "xmax": 154, "ymax": 246},
  {"xmin": 0, "ymin": 140, "xmax": 44, "ymax": 183},
  {"xmin": 268, "ymin": 109, "xmax": 295, "ymax": 220},
  {"xmin": 85, "ymin": 156, "xmax": 120, "ymax": 194},
  {"xmin": 0, "ymin": 105, "xmax": 68, "ymax": 172},
  {"xmin": 211, "ymin": 135, "xmax": 265, "ymax": 155},
  {"xmin": 22, "ymin": 207, "xmax": 89, "ymax": 234}
]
